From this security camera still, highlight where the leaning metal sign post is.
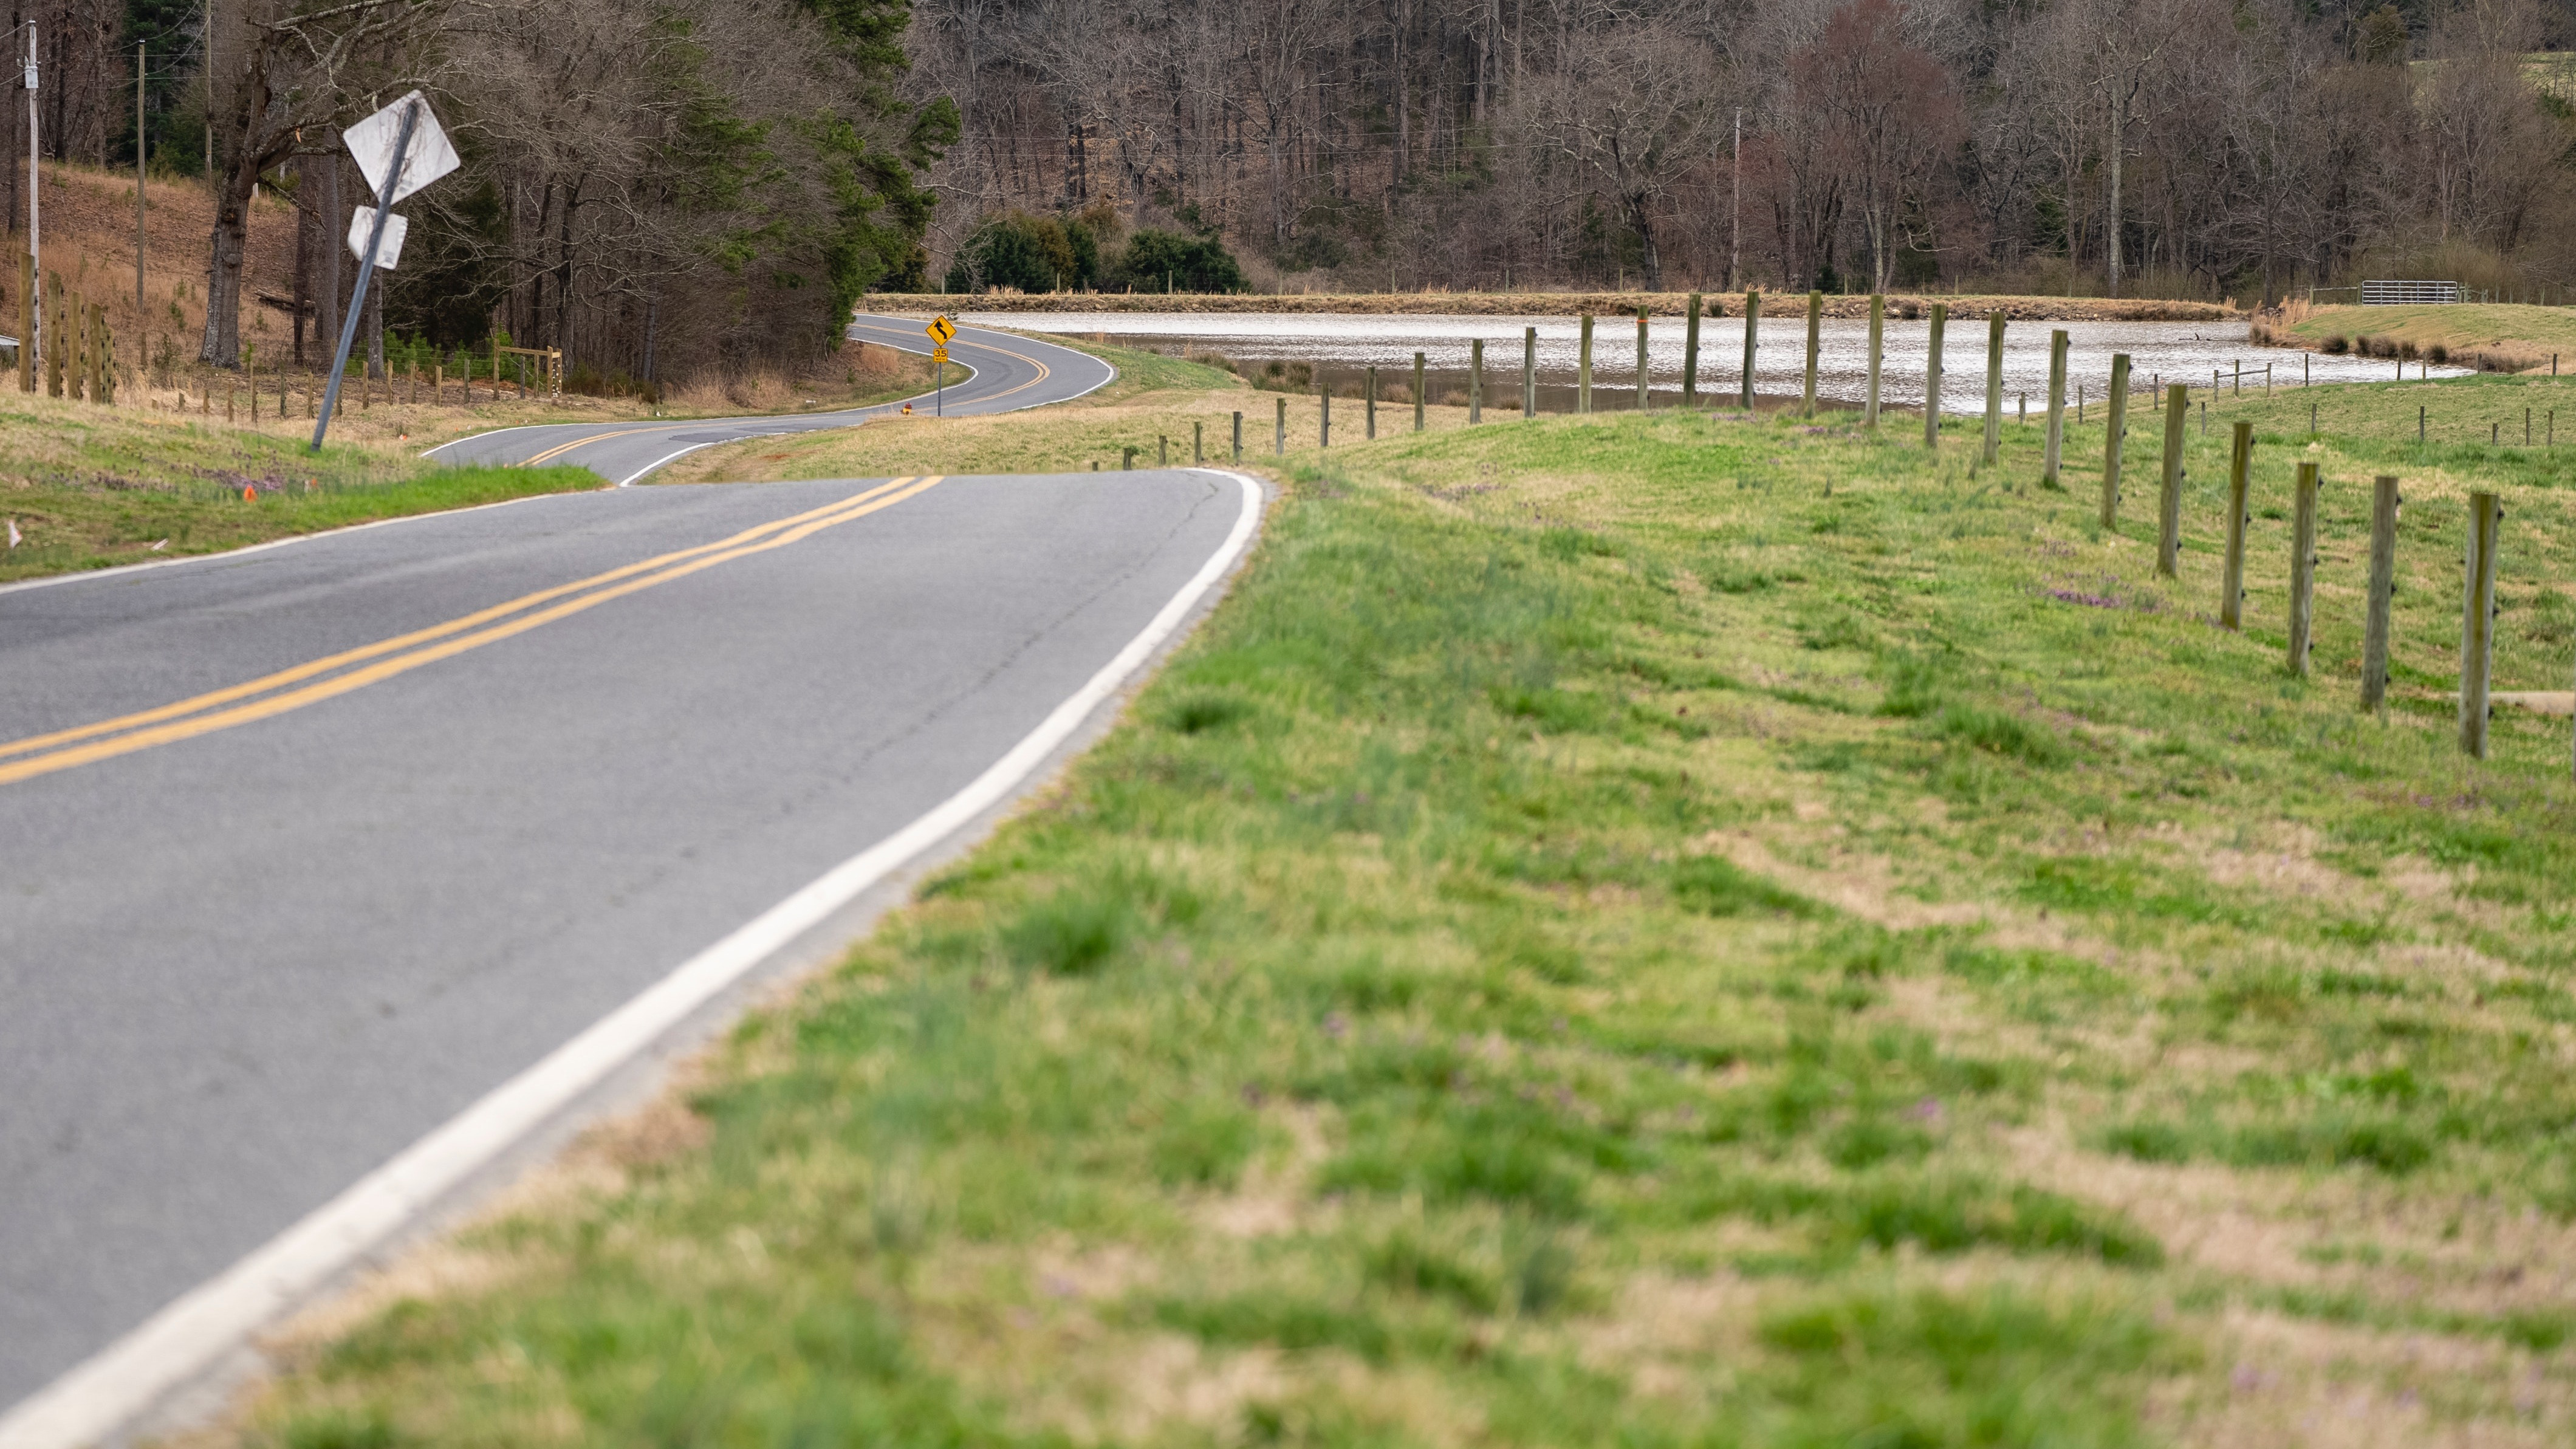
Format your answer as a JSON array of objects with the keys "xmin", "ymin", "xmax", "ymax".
[{"xmin": 313, "ymin": 91, "xmax": 459, "ymax": 450}]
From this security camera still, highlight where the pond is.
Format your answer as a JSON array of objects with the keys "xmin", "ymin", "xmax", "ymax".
[{"xmin": 965, "ymin": 310, "xmax": 2470, "ymax": 415}]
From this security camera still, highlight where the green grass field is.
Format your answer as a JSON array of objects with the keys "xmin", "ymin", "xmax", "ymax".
[
  {"xmin": 0, "ymin": 389, "xmax": 601, "ymax": 583},
  {"xmin": 236, "ymin": 367, "xmax": 2576, "ymax": 1448}
]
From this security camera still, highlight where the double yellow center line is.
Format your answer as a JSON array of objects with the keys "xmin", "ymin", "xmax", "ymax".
[{"xmin": 0, "ymin": 476, "xmax": 945, "ymax": 789}]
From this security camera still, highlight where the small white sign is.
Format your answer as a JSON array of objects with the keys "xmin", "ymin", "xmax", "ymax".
[
  {"xmin": 342, "ymin": 91, "xmax": 458, "ymax": 207},
  {"xmin": 346, "ymin": 207, "xmax": 408, "ymax": 269}
]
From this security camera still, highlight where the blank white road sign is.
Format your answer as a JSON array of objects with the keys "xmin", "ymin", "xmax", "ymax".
[
  {"xmin": 342, "ymin": 91, "xmax": 459, "ymax": 207},
  {"xmin": 346, "ymin": 207, "xmax": 409, "ymax": 269}
]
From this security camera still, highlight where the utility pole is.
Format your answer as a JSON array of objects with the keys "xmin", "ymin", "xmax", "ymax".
[
  {"xmin": 24, "ymin": 20, "xmax": 37, "ymax": 373},
  {"xmin": 203, "ymin": 0, "xmax": 214, "ymax": 180},
  {"xmin": 136, "ymin": 40, "xmax": 145, "ymax": 309},
  {"xmin": 1728, "ymin": 107, "xmax": 1741, "ymax": 293}
]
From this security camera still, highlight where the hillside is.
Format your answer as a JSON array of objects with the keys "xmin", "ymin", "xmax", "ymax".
[{"xmin": 5, "ymin": 162, "xmax": 298, "ymax": 372}]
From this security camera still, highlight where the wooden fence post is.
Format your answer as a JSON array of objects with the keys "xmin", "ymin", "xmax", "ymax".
[
  {"xmin": 1320, "ymin": 388, "xmax": 1331, "ymax": 448},
  {"xmin": 1741, "ymin": 290, "xmax": 1760, "ymax": 411},
  {"xmin": 1982, "ymin": 313, "xmax": 2004, "ymax": 465},
  {"xmin": 1231, "ymin": 411, "xmax": 1241, "ymax": 461},
  {"xmin": 1159, "ymin": 434, "xmax": 1170, "ymax": 466},
  {"xmin": 1193, "ymin": 421, "xmax": 1202, "ymax": 464},
  {"xmin": 1865, "ymin": 293, "xmax": 1885, "ymax": 428},
  {"xmin": 1523, "ymin": 326, "xmax": 1538, "ymax": 419},
  {"xmin": 2157, "ymin": 384, "xmax": 2188, "ymax": 577},
  {"xmin": 1578, "ymin": 313, "xmax": 1594, "ymax": 413},
  {"xmin": 1414, "ymin": 352, "xmax": 1427, "ymax": 431},
  {"xmin": 1635, "ymin": 309, "xmax": 1650, "ymax": 412},
  {"xmin": 1925, "ymin": 303, "xmax": 1945, "ymax": 448},
  {"xmin": 1470, "ymin": 338, "xmax": 1484, "ymax": 424},
  {"xmin": 2221, "ymin": 420, "xmax": 2252, "ymax": 628},
  {"xmin": 2362, "ymin": 476, "xmax": 2399, "ymax": 712},
  {"xmin": 2043, "ymin": 328, "xmax": 2068, "ymax": 487},
  {"xmin": 1275, "ymin": 396, "xmax": 1286, "ymax": 455},
  {"xmin": 1802, "ymin": 290, "xmax": 1822, "ymax": 416},
  {"xmin": 2102, "ymin": 352, "xmax": 2131, "ymax": 529},
  {"xmin": 1682, "ymin": 292, "xmax": 1702, "ymax": 408},
  {"xmin": 2461, "ymin": 490, "xmax": 2501, "ymax": 758},
  {"xmin": 2287, "ymin": 461, "xmax": 2318, "ymax": 676},
  {"xmin": 1366, "ymin": 365, "xmax": 1378, "ymax": 439},
  {"xmin": 1123, "ymin": 445, "xmax": 1137, "ymax": 470}
]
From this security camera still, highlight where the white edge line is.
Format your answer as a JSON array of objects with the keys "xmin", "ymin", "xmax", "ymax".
[
  {"xmin": 607, "ymin": 356, "xmax": 980, "ymax": 489},
  {"xmin": 0, "ymin": 468, "xmax": 1266, "ymax": 1449}
]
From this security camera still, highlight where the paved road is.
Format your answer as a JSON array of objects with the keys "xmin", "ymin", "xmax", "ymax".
[
  {"xmin": 0, "ymin": 463, "xmax": 1256, "ymax": 1437},
  {"xmin": 427, "ymin": 319, "xmax": 1114, "ymax": 484}
]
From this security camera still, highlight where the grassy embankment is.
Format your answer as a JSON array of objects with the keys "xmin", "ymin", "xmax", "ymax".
[
  {"xmin": 235, "ymin": 361, "xmax": 2576, "ymax": 1448},
  {"xmin": 0, "ymin": 387, "xmax": 608, "ymax": 584},
  {"xmin": 2275, "ymin": 303, "xmax": 2576, "ymax": 374}
]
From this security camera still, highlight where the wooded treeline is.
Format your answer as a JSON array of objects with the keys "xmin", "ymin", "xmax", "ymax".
[
  {"xmin": 5, "ymin": 0, "xmax": 957, "ymax": 381},
  {"xmin": 906, "ymin": 0, "xmax": 2576, "ymax": 300}
]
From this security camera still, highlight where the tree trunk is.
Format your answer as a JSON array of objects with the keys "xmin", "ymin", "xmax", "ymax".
[
  {"xmin": 318, "ymin": 160, "xmax": 342, "ymax": 374},
  {"xmin": 292, "ymin": 161, "xmax": 310, "ymax": 365},
  {"xmin": 366, "ymin": 269, "xmax": 383, "ymax": 377},
  {"xmin": 198, "ymin": 163, "xmax": 255, "ymax": 367},
  {"xmin": 2106, "ymin": 101, "xmax": 2123, "ymax": 299}
]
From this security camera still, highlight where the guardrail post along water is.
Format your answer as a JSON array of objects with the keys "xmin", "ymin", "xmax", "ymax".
[
  {"xmin": 2157, "ymin": 384, "xmax": 2188, "ymax": 577},
  {"xmin": 1682, "ymin": 292, "xmax": 1702, "ymax": 407},
  {"xmin": 1470, "ymin": 339, "xmax": 1484, "ymax": 423},
  {"xmin": 1414, "ymin": 352, "xmax": 1427, "ymax": 431},
  {"xmin": 2461, "ymin": 491, "xmax": 2502, "ymax": 758},
  {"xmin": 1802, "ymin": 290, "xmax": 1822, "ymax": 416},
  {"xmin": 1523, "ymin": 326, "xmax": 1538, "ymax": 419},
  {"xmin": 2220, "ymin": 421, "xmax": 2253, "ymax": 628},
  {"xmin": 1636, "ymin": 309, "xmax": 1651, "ymax": 412},
  {"xmin": 1924, "ymin": 303, "xmax": 1945, "ymax": 448},
  {"xmin": 1578, "ymin": 313, "xmax": 1594, "ymax": 413},
  {"xmin": 1741, "ymin": 290, "xmax": 1761, "ymax": 411},
  {"xmin": 2102, "ymin": 352, "xmax": 2131, "ymax": 528},
  {"xmin": 2043, "ymin": 328, "xmax": 2069, "ymax": 487},
  {"xmin": 1865, "ymin": 293, "xmax": 1885, "ymax": 428},
  {"xmin": 2288, "ymin": 461, "xmax": 2319, "ymax": 676},
  {"xmin": 1982, "ymin": 313, "xmax": 2004, "ymax": 465},
  {"xmin": 2362, "ymin": 476, "xmax": 2400, "ymax": 711}
]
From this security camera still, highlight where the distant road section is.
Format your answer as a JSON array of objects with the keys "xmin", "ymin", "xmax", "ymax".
[{"xmin": 427, "ymin": 318, "xmax": 1114, "ymax": 484}]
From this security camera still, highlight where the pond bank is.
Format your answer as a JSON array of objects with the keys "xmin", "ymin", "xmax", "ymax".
[{"xmin": 862, "ymin": 290, "xmax": 2234, "ymax": 323}]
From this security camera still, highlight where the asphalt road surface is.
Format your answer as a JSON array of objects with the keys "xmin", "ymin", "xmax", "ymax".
[
  {"xmin": 427, "ymin": 319, "xmax": 1114, "ymax": 483},
  {"xmin": 0, "ymin": 452, "xmax": 1258, "ymax": 1434}
]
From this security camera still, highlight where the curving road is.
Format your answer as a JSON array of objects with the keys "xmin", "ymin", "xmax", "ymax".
[
  {"xmin": 428, "ymin": 318, "xmax": 1115, "ymax": 484},
  {"xmin": 0, "ymin": 322, "xmax": 1253, "ymax": 1448}
]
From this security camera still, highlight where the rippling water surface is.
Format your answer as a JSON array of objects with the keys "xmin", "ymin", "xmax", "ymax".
[{"xmin": 966, "ymin": 310, "xmax": 2467, "ymax": 413}]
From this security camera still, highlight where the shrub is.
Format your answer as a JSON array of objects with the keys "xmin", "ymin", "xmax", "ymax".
[
  {"xmin": 2321, "ymin": 334, "xmax": 2349, "ymax": 355},
  {"xmin": 944, "ymin": 207, "xmax": 1114, "ymax": 293},
  {"xmin": 1109, "ymin": 229, "xmax": 1247, "ymax": 294},
  {"xmin": 2428, "ymin": 342, "xmax": 2450, "ymax": 364}
]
